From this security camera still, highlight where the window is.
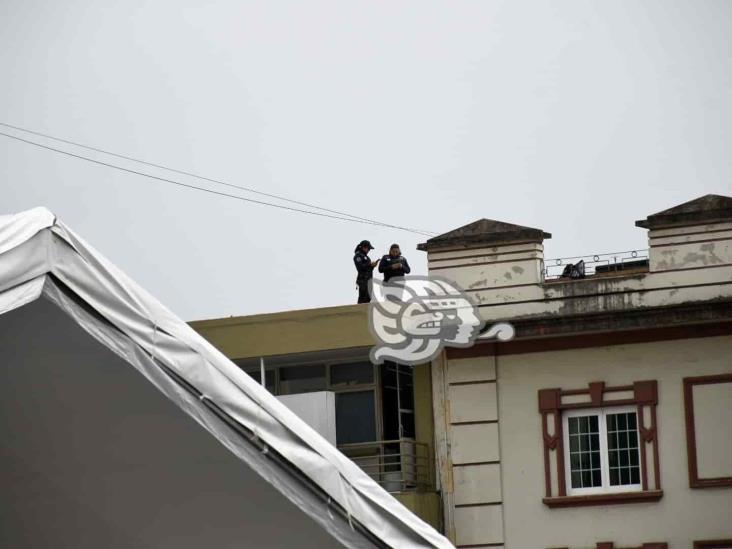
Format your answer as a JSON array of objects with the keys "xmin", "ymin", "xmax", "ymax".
[
  {"xmin": 243, "ymin": 368, "xmax": 276, "ymax": 393},
  {"xmin": 335, "ymin": 390, "xmax": 376, "ymax": 444},
  {"xmin": 237, "ymin": 358, "xmax": 403, "ymax": 447},
  {"xmin": 330, "ymin": 361, "xmax": 374, "ymax": 387},
  {"xmin": 381, "ymin": 362, "xmax": 415, "ymax": 440},
  {"xmin": 564, "ymin": 407, "xmax": 641, "ymax": 495},
  {"xmin": 279, "ymin": 364, "xmax": 326, "ymax": 394},
  {"xmin": 538, "ymin": 380, "xmax": 662, "ymax": 507}
]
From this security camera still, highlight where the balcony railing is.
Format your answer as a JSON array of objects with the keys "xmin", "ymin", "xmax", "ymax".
[
  {"xmin": 544, "ymin": 249, "xmax": 649, "ymax": 280},
  {"xmin": 338, "ymin": 439, "xmax": 433, "ymax": 493}
]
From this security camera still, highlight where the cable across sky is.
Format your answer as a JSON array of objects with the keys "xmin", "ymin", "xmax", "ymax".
[{"xmin": 0, "ymin": 122, "xmax": 438, "ymax": 237}]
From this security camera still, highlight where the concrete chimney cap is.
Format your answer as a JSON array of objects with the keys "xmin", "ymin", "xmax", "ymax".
[
  {"xmin": 635, "ymin": 194, "xmax": 732, "ymax": 230},
  {"xmin": 418, "ymin": 218, "xmax": 551, "ymax": 252}
]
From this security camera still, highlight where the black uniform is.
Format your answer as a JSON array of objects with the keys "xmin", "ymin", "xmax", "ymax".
[
  {"xmin": 379, "ymin": 254, "xmax": 411, "ymax": 282},
  {"xmin": 354, "ymin": 249, "xmax": 375, "ymax": 303}
]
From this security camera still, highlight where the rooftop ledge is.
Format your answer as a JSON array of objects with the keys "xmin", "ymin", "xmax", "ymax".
[{"xmin": 544, "ymin": 249, "xmax": 649, "ymax": 282}]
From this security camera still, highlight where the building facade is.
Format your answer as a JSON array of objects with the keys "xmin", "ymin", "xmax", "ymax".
[
  {"xmin": 191, "ymin": 194, "xmax": 732, "ymax": 548},
  {"xmin": 421, "ymin": 195, "xmax": 732, "ymax": 548}
]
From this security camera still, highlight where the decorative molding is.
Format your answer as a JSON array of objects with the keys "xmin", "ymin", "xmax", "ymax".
[
  {"xmin": 538, "ymin": 381, "xmax": 661, "ymax": 504},
  {"xmin": 684, "ymin": 374, "xmax": 732, "ymax": 488},
  {"xmin": 694, "ymin": 540, "xmax": 732, "ymax": 548},
  {"xmin": 447, "ymin": 318, "xmax": 732, "ymax": 359},
  {"xmin": 542, "ymin": 490, "xmax": 663, "ymax": 508}
]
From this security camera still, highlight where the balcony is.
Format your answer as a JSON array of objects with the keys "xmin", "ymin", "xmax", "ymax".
[
  {"xmin": 339, "ymin": 439, "xmax": 434, "ymax": 493},
  {"xmin": 339, "ymin": 439, "xmax": 441, "ymax": 530}
]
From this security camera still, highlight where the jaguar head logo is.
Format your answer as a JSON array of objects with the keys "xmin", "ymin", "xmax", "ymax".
[{"xmin": 368, "ymin": 276, "xmax": 489, "ymax": 365}]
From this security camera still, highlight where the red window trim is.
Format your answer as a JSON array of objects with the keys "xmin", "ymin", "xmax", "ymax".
[
  {"xmin": 684, "ymin": 374, "xmax": 732, "ymax": 489},
  {"xmin": 538, "ymin": 380, "xmax": 662, "ymax": 507}
]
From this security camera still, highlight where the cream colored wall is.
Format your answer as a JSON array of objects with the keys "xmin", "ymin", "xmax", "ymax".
[
  {"xmin": 497, "ymin": 335, "xmax": 732, "ymax": 549},
  {"xmin": 692, "ymin": 380, "xmax": 732, "ymax": 479},
  {"xmin": 432, "ymin": 355, "xmax": 505, "ymax": 547}
]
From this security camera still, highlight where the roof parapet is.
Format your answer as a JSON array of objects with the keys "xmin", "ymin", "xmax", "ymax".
[
  {"xmin": 418, "ymin": 219, "xmax": 551, "ymax": 252},
  {"xmin": 635, "ymin": 194, "xmax": 732, "ymax": 230}
]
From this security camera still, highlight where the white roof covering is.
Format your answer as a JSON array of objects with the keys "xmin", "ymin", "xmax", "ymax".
[{"xmin": 0, "ymin": 207, "xmax": 453, "ymax": 549}]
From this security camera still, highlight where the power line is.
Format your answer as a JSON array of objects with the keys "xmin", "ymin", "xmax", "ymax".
[
  {"xmin": 0, "ymin": 121, "xmax": 438, "ymax": 237},
  {"xmin": 1, "ymin": 130, "xmax": 438, "ymax": 235}
]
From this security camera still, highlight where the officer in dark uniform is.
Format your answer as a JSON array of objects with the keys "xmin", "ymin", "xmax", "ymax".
[
  {"xmin": 379, "ymin": 243, "xmax": 411, "ymax": 282},
  {"xmin": 353, "ymin": 240, "xmax": 379, "ymax": 303}
]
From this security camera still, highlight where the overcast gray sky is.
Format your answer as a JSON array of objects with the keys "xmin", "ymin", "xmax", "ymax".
[{"xmin": 2, "ymin": 1, "xmax": 731, "ymax": 320}]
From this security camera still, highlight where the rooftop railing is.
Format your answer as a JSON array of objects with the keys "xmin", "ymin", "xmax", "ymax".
[
  {"xmin": 338, "ymin": 439, "xmax": 433, "ymax": 493},
  {"xmin": 544, "ymin": 249, "xmax": 649, "ymax": 280}
]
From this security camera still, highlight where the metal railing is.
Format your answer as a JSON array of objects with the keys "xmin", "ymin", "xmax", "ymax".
[
  {"xmin": 544, "ymin": 249, "xmax": 649, "ymax": 280},
  {"xmin": 338, "ymin": 439, "xmax": 433, "ymax": 493}
]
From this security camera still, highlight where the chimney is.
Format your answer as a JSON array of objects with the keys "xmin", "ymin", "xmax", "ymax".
[
  {"xmin": 417, "ymin": 219, "xmax": 551, "ymax": 306},
  {"xmin": 635, "ymin": 194, "xmax": 732, "ymax": 273}
]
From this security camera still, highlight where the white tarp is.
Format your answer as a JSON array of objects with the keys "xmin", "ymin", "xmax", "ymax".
[{"xmin": 0, "ymin": 207, "xmax": 453, "ymax": 549}]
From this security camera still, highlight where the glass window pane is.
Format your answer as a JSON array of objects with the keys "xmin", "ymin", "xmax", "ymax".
[
  {"xmin": 330, "ymin": 362, "xmax": 374, "ymax": 387},
  {"xmin": 244, "ymin": 369, "xmax": 275, "ymax": 392},
  {"xmin": 381, "ymin": 362, "xmax": 397, "ymax": 387},
  {"xmin": 582, "ymin": 470, "xmax": 592, "ymax": 487},
  {"xmin": 400, "ymin": 382, "xmax": 415, "ymax": 411},
  {"xmin": 381, "ymin": 387, "xmax": 399, "ymax": 440},
  {"xmin": 606, "ymin": 411, "xmax": 641, "ymax": 486},
  {"xmin": 631, "ymin": 468, "xmax": 640, "ymax": 484},
  {"xmin": 336, "ymin": 391, "xmax": 376, "ymax": 444},
  {"xmin": 279, "ymin": 365, "xmax": 326, "ymax": 394},
  {"xmin": 592, "ymin": 470, "xmax": 602, "ymax": 486},
  {"xmin": 571, "ymin": 471, "xmax": 582, "ymax": 488},
  {"xmin": 567, "ymin": 414, "xmax": 602, "ymax": 490},
  {"xmin": 570, "ymin": 436, "xmax": 579, "ymax": 452}
]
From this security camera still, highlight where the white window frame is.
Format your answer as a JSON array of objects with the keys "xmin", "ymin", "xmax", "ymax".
[{"xmin": 563, "ymin": 405, "xmax": 643, "ymax": 496}]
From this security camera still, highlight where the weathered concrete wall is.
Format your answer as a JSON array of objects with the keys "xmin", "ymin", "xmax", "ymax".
[
  {"xmin": 423, "ymin": 220, "xmax": 732, "ymax": 324},
  {"xmin": 648, "ymin": 221, "xmax": 732, "ymax": 272},
  {"xmin": 497, "ymin": 335, "xmax": 732, "ymax": 548}
]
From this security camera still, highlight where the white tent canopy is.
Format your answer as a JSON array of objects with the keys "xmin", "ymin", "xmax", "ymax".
[{"xmin": 0, "ymin": 207, "xmax": 452, "ymax": 549}]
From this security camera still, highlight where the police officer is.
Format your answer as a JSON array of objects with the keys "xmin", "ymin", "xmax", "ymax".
[
  {"xmin": 353, "ymin": 240, "xmax": 379, "ymax": 303},
  {"xmin": 379, "ymin": 243, "xmax": 411, "ymax": 282}
]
